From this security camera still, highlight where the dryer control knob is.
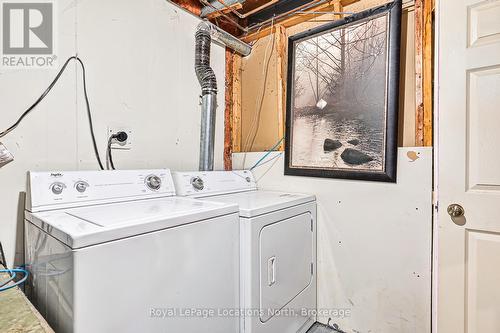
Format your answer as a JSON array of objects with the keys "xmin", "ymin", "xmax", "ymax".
[
  {"xmin": 51, "ymin": 182, "xmax": 65, "ymax": 195},
  {"xmin": 191, "ymin": 177, "xmax": 204, "ymax": 191},
  {"xmin": 146, "ymin": 175, "xmax": 162, "ymax": 191}
]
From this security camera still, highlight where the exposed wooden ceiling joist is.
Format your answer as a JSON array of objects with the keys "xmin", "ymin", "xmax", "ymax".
[
  {"xmin": 238, "ymin": 0, "xmax": 279, "ymax": 16},
  {"xmin": 242, "ymin": 0, "xmax": 359, "ymax": 42},
  {"xmin": 172, "ymin": 0, "xmax": 203, "ymax": 16},
  {"xmin": 247, "ymin": 0, "xmax": 336, "ymax": 25},
  {"xmin": 204, "ymin": 1, "xmax": 243, "ymax": 19},
  {"xmin": 169, "ymin": 0, "xmax": 360, "ymax": 39}
]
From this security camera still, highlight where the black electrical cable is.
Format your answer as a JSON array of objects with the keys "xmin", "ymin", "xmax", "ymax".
[
  {"xmin": 0, "ymin": 56, "xmax": 105, "ymax": 170},
  {"xmin": 106, "ymin": 131, "xmax": 127, "ymax": 170},
  {"xmin": 107, "ymin": 136, "xmax": 116, "ymax": 170},
  {"xmin": 0, "ymin": 242, "xmax": 7, "ymax": 268}
]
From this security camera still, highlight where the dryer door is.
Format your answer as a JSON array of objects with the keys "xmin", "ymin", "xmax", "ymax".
[{"xmin": 259, "ymin": 212, "xmax": 314, "ymax": 322}]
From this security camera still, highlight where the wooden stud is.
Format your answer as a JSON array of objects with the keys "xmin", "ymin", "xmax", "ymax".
[
  {"xmin": 415, "ymin": 0, "xmax": 424, "ymax": 146},
  {"xmin": 224, "ymin": 48, "xmax": 234, "ymax": 170},
  {"xmin": 423, "ymin": 0, "xmax": 433, "ymax": 146},
  {"xmin": 415, "ymin": 0, "xmax": 433, "ymax": 146},
  {"xmin": 232, "ymin": 54, "xmax": 243, "ymax": 153},
  {"xmin": 333, "ymin": 0, "xmax": 342, "ymax": 17},
  {"xmin": 275, "ymin": 25, "xmax": 287, "ymax": 151}
]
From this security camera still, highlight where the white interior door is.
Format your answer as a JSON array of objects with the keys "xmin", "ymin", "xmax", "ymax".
[{"xmin": 437, "ymin": 0, "xmax": 500, "ymax": 332}]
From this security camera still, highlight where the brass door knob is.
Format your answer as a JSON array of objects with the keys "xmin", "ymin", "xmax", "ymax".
[{"xmin": 447, "ymin": 204, "xmax": 465, "ymax": 218}]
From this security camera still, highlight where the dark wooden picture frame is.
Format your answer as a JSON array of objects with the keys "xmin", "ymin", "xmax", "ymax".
[{"xmin": 284, "ymin": 0, "xmax": 402, "ymax": 182}]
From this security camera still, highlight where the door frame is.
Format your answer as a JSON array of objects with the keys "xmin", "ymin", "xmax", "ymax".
[{"xmin": 432, "ymin": 0, "xmax": 441, "ymax": 332}]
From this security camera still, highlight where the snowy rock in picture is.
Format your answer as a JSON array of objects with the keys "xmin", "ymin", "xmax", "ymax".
[
  {"xmin": 323, "ymin": 139, "xmax": 342, "ymax": 151},
  {"xmin": 347, "ymin": 139, "xmax": 360, "ymax": 146},
  {"xmin": 340, "ymin": 148, "xmax": 374, "ymax": 165}
]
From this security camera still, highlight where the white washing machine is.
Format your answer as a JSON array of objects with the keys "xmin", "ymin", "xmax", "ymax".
[
  {"xmin": 24, "ymin": 169, "xmax": 240, "ymax": 333},
  {"xmin": 173, "ymin": 170, "xmax": 317, "ymax": 333}
]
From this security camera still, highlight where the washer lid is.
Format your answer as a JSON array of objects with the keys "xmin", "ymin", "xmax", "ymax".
[
  {"xmin": 26, "ymin": 197, "xmax": 238, "ymax": 249},
  {"xmin": 204, "ymin": 190, "xmax": 315, "ymax": 217}
]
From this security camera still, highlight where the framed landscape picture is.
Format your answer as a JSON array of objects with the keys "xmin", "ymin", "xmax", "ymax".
[{"xmin": 284, "ymin": 0, "xmax": 402, "ymax": 182}]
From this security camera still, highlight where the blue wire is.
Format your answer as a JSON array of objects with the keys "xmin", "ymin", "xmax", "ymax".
[
  {"xmin": 249, "ymin": 137, "xmax": 284, "ymax": 171},
  {"xmin": 0, "ymin": 271, "xmax": 16, "ymax": 288},
  {"xmin": 0, "ymin": 268, "xmax": 29, "ymax": 292},
  {"xmin": 251, "ymin": 152, "xmax": 282, "ymax": 170}
]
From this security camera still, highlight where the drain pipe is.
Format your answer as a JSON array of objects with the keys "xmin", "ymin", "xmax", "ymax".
[{"xmin": 195, "ymin": 21, "xmax": 251, "ymax": 171}]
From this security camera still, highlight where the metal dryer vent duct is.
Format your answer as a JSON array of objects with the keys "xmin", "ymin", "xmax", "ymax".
[{"xmin": 195, "ymin": 21, "xmax": 251, "ymax": 171}]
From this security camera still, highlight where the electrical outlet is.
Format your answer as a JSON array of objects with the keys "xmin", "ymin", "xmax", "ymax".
[
  {"xmin": 107, "ymin": 127, "xmax": 132, "ymax": 150},
  {"xmin": 0, "ymin": 142, "xmax": 14, "ymax": 167}
]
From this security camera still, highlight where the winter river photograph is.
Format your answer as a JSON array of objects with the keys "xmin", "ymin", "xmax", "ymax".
[{"xmin": 285, "ymin": 3, "xmax": 401, "ymax": 182}]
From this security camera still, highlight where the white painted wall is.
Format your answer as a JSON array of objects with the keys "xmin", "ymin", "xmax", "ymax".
[
  {"xmin": 234, "ymin": 147, "xmax": 432, "ymax": 333},
  {"xmin": 0, "ymin": 3, "xmax": 432, "ymax": 333},
  {"xmin": 0, "ymin": 0, "xmax": 226, "ymax": 267}
]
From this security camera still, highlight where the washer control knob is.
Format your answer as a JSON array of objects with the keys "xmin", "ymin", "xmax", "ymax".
[
  {"xmin": 75, "ymin": 181, "xmax": 89, "ymax": 193},
  {"xmin": 146, "ymin": 175, "xmax": 162, "ymax": 191},
  {"xmin": 51, "ymin": 182, "xmax": 65, "ymax": 195},
  {"xmin": 191, "ymin": 177, "xmax": 204, "ymax": 191}
]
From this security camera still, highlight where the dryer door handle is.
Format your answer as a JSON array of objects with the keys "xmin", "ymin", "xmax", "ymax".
[{"xmin": 268, "ymin": 256, "xmax": 276, "ymax": 286}]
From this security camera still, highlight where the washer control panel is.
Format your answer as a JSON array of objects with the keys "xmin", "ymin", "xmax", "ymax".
[
  {"xmin": 28, "ymin": 169, "xmax": 175, "ymax": 212},
  {"xmin": 173, "ymin": 170, "xmax": 256, "ymax": 197}
]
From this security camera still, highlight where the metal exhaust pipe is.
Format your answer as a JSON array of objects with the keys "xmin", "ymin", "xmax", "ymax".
[
  {"xmin": 198, "ymin": 94, "xmax": 217, "ymax": 171},
  {"xmin": 195, "ymin": 21, "xmax": 251, "ymax": 171}
]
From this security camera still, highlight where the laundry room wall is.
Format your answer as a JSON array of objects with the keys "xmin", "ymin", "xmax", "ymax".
[
  {"xmin": 233, "ymin": 147, "xmax": 433, "ymax": 333},
  {"xmin": 0, "ymin": 0, "xmax": 226, "ymax": 267}
]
